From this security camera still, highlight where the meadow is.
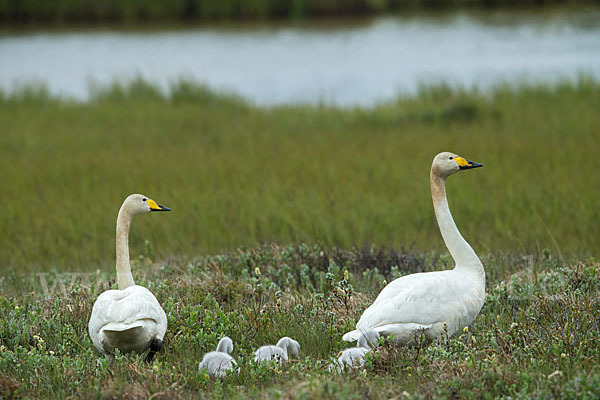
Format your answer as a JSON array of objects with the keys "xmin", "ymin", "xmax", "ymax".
[{"xmin": 0, "ymin": 79, "xmax": 599, "ymax": 398}]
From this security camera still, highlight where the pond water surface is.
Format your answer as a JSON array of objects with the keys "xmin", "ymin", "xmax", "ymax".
[{"xmin": 1, "ymin": 8, "xmax": 599, "ymax": 106}]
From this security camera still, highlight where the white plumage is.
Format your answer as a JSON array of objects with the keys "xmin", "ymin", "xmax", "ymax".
[
  {"xmin": 88, "ymin": 194, "xmax": 170, "ymax": 361},
  {"xmin": 254, "ymin": 337, "xmax": 301, "ymax": 364},
  {"xmin": 343, "ymin": 152, "xmax": 485, "ymax": 345},
  {"xmin": 89, "ymin": 285, "xmax": 167, "ymax": 354},
  {"xmin": 198, "ymin": 336, "xmax": 239, "ymax": 378},
  {"xmin": 332, "ymin": 330, "xmax": 380, "ymax": 373}
]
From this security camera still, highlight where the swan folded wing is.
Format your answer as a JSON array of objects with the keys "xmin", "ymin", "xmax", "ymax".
[
  {"xmin": 90, "ymin": 286, "xmax": 167, "ymax": 340},
  {"xmin": 356, "ymin": 271, "xmax": 475, "ymax": 335}
]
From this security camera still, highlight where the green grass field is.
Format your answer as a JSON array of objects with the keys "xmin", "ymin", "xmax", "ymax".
[
  {"xmin": 1, "ymin": 79, "xmax": 599, "ymax": 398},
  {"xmin": 1, "ymin": 247, "xmax": 599, "ymax": 398},
  {"xmin": 1, "ymin": 79, "xmax": 599, "ymax": 272}
]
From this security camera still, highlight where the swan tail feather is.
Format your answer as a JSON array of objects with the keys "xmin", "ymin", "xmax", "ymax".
[{"xmin": 102, "ymin": 320, "xmax": 144, "ymax": 332}]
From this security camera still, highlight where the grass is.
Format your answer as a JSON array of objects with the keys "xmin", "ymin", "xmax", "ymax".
[
  {"xmin": 0, "ymin": 246, "xmax": 599, "ymax": 398},
  {"xmin": 0, "ymin": 78, "xmax": 599, "ymax": 397},
  {"xmin": 0, "ymin": 78, "xmax": 599, "ymax": 273}
]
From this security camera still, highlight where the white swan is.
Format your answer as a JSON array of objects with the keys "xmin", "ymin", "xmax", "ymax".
[
  {"xmin": 343, "ymin": 152, "xmax": 485, "ymax": 345},
  {"xmin": 331, "ymin": 330, "xmax": 380, "ymax": 373},
  {"xmin": 254, "ymin": 337, "xmax": 301, "ymax": 364},
  {"xmin": 198, "ymin": 336, "xmax": 239, "ymax": 378},
  {"xmin": 88, "ymin": 194, "xmax": 170, "ymax": 361}
]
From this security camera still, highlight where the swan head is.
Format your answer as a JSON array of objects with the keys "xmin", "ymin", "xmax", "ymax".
[
  {"xmin": 432, "ymin": 152, "xmax": 483, "ymax": 178},
  {"xmin": 122, "ymin": 194, "xmax": 170, "ymax": 216},
  {"xmin": 216, "ymin": 336, "xmax": 234, "ymax": 354}
]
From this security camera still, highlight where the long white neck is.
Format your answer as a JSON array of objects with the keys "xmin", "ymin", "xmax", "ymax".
[
  {"xmin": 430, "ymin": 171, "xmax": 484, "ymax": 278},
  {"xmin": 116, "ymin": 206, "xmax": 135, "ymax": 289}
]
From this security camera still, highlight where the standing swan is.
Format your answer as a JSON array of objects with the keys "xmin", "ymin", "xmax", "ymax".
[
  {"xmin": 88, "ymin": 194, "xmax": 170, "ymax": 362},
  {"xmin": 343, "ymin": 152, "xmax": 485, "ymax": 345}
]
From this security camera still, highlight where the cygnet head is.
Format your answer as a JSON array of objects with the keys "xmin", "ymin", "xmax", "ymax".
[
  {"xmin": 432, "ymin": 152, "xmax": 483, "ymax": 179},
  {"xmin": 357, "ymin": 330, "xmax": 380, "ymax": 350},
  {"xmin": 216, "ymin": 336, "xmax": 234, "ymax": 354},
  {"xmin": 120, "ymin": 194, "xmax": 171, "ymax": 216},
  {"xmin": 276, "ymin": 337, "xmax": 301, "ymax": 358}
]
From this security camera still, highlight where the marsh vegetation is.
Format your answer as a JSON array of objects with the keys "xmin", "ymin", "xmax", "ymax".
[{"xmin": 0, "ymin": 80, "xmax": 599, "ymax": 398}]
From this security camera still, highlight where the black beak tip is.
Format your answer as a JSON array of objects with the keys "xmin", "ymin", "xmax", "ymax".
[{"xmin": 459, "ymin": 160, "xmax": 483, "ymax": 170}]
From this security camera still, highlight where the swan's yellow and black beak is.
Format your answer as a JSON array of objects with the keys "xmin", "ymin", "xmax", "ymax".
[
  {"xmin": 455, "ymin": 157, "xmax": 483, "ymax": 170},
  {"xmin": 147, "ymin": 198, "xmax": 171, "ymax": 212}
]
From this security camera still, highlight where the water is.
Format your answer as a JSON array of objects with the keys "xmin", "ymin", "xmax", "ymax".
[{"xmin": 1, "ymin": 9, "xmax": 599, "ymax": 107}]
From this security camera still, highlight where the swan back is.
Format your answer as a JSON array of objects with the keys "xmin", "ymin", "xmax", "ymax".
[
  {"xmin": 254, "ymin": 345, "xmax": 288, "ymax": 363},
  {"xmin": 89, "ymin": 285, "xmax": 167, "ymax": 355},
  {"xmin": 198, "ymin": 352, "xmax": 238, "ymax": 378},
  {"xmin": 254, "ymin": 337, "xmax": 300, "ymax": 363},
  {"xmin": 198, "ymin": 336, "xmax": 238, "ymax": 378},
  {"xmin": 276, "ymin": 337, "xmax": 300, "ymax": 358}
]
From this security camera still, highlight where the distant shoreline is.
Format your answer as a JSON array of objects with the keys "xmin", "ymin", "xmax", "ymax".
[{"xmin": 1, "ymin": 1, "xmax": 597, "ymax": 26}]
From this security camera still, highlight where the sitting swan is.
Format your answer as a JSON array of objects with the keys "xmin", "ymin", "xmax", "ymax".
[
  {"xmin": 198, "ymin": 336, "xmax": 239, "ymax": 378},
  {"xmin": 254, "ymin": 337, "xmax": 301, "ymax": 364},
  {"xmin": 343, "ymin": 152, "xmax": 485, "ymax": 345},
  {"xmin": 88, "ymin": 194, "xmax": 170, "ymax": 362},
  {"xmin": 331, "ymin": 330, "xmax": 380, "ymax": 373}
]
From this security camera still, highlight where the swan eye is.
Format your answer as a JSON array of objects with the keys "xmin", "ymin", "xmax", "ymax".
[
  {"xmin": 142, "ymin": 198, "xmax": 147, "ymax": 202},
  {"xmin": 449, "ymin": 156, "xmax": 453, "ymax": 160}
]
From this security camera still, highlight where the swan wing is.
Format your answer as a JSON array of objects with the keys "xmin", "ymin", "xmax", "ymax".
[
  {"xmin": 346, "ymin": 271, "xmax": 479, "ymax": 342},
  {"xmin": 89, "ymin": 285, "xmax": 167, "ymax": 354}
]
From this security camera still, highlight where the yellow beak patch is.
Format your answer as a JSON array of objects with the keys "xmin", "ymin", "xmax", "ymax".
[
  {"xmin": 147, "ymin": 199, "xmax": 161, "ymax": 211},
  {"xmin": 454, "ymin": 157, "xmax": 471, "ymax": 167}
]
